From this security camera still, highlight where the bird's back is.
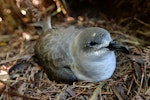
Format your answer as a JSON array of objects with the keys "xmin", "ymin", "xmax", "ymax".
[{"xmin": 35, "ymin": 26, "xmax": 79, "ymax": 83}]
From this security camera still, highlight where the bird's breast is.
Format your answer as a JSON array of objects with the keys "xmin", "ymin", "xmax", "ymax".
[{"xmin": 71, "ymin": 51, "xmax": 116, "ymax": 82}]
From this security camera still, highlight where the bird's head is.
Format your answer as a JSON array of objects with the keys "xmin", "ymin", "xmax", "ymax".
[
  {"xmin": 71, "ymin": 27, "xmax": 129, "ymax": 59},
  {"xmin": 79, "ymin": 27, "xmax": 112, "ymax": 52}
]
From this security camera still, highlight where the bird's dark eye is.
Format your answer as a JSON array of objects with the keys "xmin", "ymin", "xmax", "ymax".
[{"xmin": 87, "ymin": 41, "xmax": 98, "ymax": 46}]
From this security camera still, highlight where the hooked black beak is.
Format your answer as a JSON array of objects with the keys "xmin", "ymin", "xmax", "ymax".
[{"xmin": 107, "ymin": 41, "xmax": 129, "ymax": 54}]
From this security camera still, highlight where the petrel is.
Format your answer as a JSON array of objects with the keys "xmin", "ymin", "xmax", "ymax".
[{"xmin": 34, "ymin": 16, "xmax": 129, "ymax": 84}]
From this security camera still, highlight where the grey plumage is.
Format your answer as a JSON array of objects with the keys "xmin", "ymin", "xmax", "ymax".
[
  {"xmin": 34, "ymin": 16, "xmax": 128, "ymax": 84},
  {"xmin": 35, "ymin": 27, "xmax": 79, "ymax": 83}
]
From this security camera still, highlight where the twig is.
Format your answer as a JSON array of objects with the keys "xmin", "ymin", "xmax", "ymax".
[
  {"xmin": 1, "ymin": 91, "xmax": 39, "ymax": 100},
  {"xmin": 57, "ymin": 85, "xmax": 68, "ymax": 100},
  {"xmin": 90, "ymin": 82, "xmax": 106, "ymax": 100},
  {"xmin": 73, "ymin": 83, "xmax": 93, "ymax": 88},
  {"xmin": 111, "ymin": 31, "xmax": 150, "ymax": 45},
  {"xmin": 24, "ymin": 0, "xmax": 41, "ymax": 21},
  {"xmin": 0, "ymin": 35, "xmax": 17, "ymax": 42},
  {"xmin": 136, "ymin": 30, "xmax": 150, "ymax": 37},
  {"xmin": 111, "ymin": 86, "xmax": 123, "ymax": 100},
  {"xmin": 144, "ymin": 62, "xmax": 148, "ymax": 89},
  {"xmin": 138, "ymin": 73, "xmax": 144, "ymax": 94},
  {"xmin": 61, "ymin": 0, "xmax": 68, "ymax": 10},
  {"xmin": 40, "ymin": 5, "xmax": 55, "ymax": 16},
  {"xmin": 0, "ymin": 55, "xmax": 32, "ymax": 64},
  {"xmin": 127, "ymin": 77, "xmax": 134, "ymax": 95},
  {"xmin": 133, "ymin": 74, "xmax": 140, "ymax": 87},
  {"xmin": 53, "ymin": 0, "xmax": 68, "ymax": 16},
  {"xmin": 142, "ymin": 46, "xmax": 150, "ymax": 88},
  {"xmin": 67, "ymin": 89, "xmax": 86, "ymax": 100},
  {"xmin": 134, "ymin": 17, "xmax": 150, "ymax": 28}
]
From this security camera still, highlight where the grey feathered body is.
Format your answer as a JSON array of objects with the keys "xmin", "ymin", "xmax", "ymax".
[
  {"xmin": 35, "ymin": 27, "xmax": 80, "ymax": 83},
  {"xmin": 35, "ymin": 26, "xmax": 116, "ymax": 83}
]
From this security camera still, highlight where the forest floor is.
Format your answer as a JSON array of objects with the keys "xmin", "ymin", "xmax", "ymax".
[{"xmin": 0, "ymin": 1, "xmax": 150, "ymax": 100}]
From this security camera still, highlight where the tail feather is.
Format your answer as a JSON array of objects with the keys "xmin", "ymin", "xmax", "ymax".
[{"xmin": 29, "ymin": 15, "xmax": 52, "ymax": 34}]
